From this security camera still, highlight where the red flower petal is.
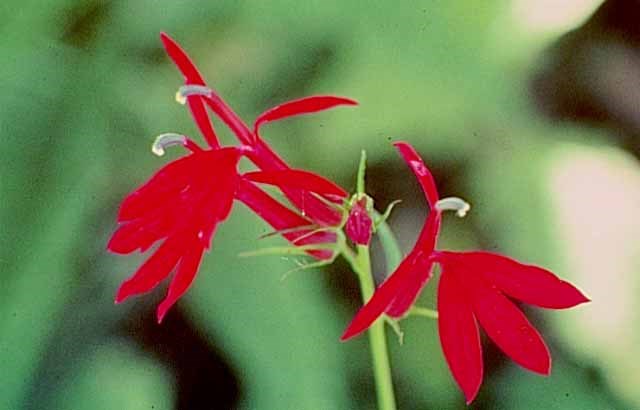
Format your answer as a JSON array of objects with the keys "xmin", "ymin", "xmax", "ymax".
[
  {"xmin": 464, "ymin": 265, "xmax": 551, "ymax": 375},
  {"xmin": 117, "ymin": 155, "xmax": 196, "ymax": 222},
  {"xmin": 253, "ymin": 95, "xmax": 358, "ymax": 136},
  {"xmin": 393, "ymin": 142, "xmax": 439, "ymax": 208},
  {"xmin": 385, "ymin": 211, "xmax": 441, "ymax": 317},
  {"xmin": 115, "ymin": 236, "xmax": 184, "ymax": 303},
  {"xmin": 243, "ymin": 169, "xmax": 347, "ymax": 201},
  {"xmin": 108, "ymin": 215, "xmax": 173, "ymax": 254},
  {"xmin": 156, "ymin": 242, "xmax": 205, "ymax": 323},
  {"xmin": 340, "ymin": 254, "xmax": 419, "ymax": 340},
  {"xmin": 188, "ymin": 97, "xmax": 219, "ymax": 148},
  {"xmin": 461, "ymin": 251, "xmax": 590, "ymax": 309},
  {"xmin": 437, "ymin": 268, "xmax": 483, "ymax": 404},
  {"xmin": 235, "ymin": 179, "xmax": 336, "ymax": 260},
  {"xmin": 160, "ymin": 32, "xmax": 205, "ymax": 85}
]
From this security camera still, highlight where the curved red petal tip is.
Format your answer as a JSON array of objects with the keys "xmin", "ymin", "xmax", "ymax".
[
  {"xmin": 392, "ymin": 142, "xmax": 439, "ymax": 208},
  {"xmin": 159, "ymin": 32, "xmax": 205, "ymax": 85},
  {"xmin": 253, "ymin": 95, "xmax": 358, "ymax": 135}
]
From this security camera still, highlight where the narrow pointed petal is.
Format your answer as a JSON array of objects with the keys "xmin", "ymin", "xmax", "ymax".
[
  {"xmin": 438, "ymin": 269, "xmax": 483, "ymax": 404},
  {"xmin": 385, "ymin": 260, "xmax": 434, "ymax": 317},
  {"xmin": 188, "ymin": 97, "xmax": 219, "ymax": 148},
  {"xmin": 160, "ymin": 32, "xmax": 205, "ymax": 85},
  {"xmin": 385, "ymin": 212, "xmax": 441, "ymax": 317},
  {"xmin": 466, "ymin": 269, "xmax": 551, "ymax": 375},
  {"xmin": 157, "ymin": 243, "xmax": 205, "ymax": 323},
  {"xmin": 107, "ymin": 216, "xmax": 172, "ymax": 254},
  {"xmin": 393, "ymin": 142, "xmax": 439, "ymax": 208},
  {"xmin": 341, "ymin": 256, "xmax": 418, "ymax": 340},
  {"xmin": 254, "ymin": 96, "xmax": 358, "ymax": 135},
  {"xmin": 243, "ymin": 170, "xmax": 347, "ymax": 200},
  {"xmin": 160, "ymin": 33, "xmax": 220, "ymax": 147},
  {"xmin": 461, "ymin": 251, "xmax": 590, "ymax": 309},
  {"xmin": 235, "ymin": 179, "xmax": 335, "ymax": 260},
  {"xmin": 115, "ymin": 238, "xmax": 183, "ymax": 303}
]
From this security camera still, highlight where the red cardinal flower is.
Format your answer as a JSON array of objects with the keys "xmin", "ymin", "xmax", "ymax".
[
  {"xmin": 109, "ymin": 34, "xmax": 357, "ymax": 322},
  {"xmin": 341, "ymin": 142, "xmax": 589, "ymax": 403},
  {"xmin": 109, "ymin": 135, "xmax": 348, "ymax": 322},
  {"xmin": 108, "ymin": 138, "xmax": 242, "ymax": 323}
]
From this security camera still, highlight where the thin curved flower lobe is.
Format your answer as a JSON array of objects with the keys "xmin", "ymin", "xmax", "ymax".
[
  {"xmin": 109, "ymin": 147, "xmax": 241, "ymax": 322},
  {"xmin": 253, "ymin": 95, "xmax": 358, "ymax": 139}
]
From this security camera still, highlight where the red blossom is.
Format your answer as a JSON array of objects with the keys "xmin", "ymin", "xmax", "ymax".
[
  {"xmin": 109, "ymin": 144, "xmax": 241, "ymax": 322},
  {"xmin": 341, "ymin": 142, "xmax": 589, "ymax": 403},
  {"xmin": 109, "ymin": 35, "xmax": 358, "ymax": 321}
]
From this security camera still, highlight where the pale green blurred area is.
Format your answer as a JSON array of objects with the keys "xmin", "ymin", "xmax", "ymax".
[{"xmin": 2, "ymin": 1, "xmax": 639, "ymax": 409}]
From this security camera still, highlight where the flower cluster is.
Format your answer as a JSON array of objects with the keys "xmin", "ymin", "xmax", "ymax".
[
  {"xmin": 108, "ymin": 33, "xmax": 589, "ymax": 405},
  {"xmin": 340, "ymin": 142, "xmax": 589, "ymax": 403},
  {"xmin": 108, "ymin": 33, "xmax": 357, "ymax": 323}
]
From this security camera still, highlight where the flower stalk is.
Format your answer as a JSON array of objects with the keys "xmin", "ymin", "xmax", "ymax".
[{"xmin": 352, "ymin": 243, "xmax": 397, "ymax": 410}]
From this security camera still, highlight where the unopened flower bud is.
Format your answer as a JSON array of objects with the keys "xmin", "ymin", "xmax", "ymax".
[{"xmin": 345, "ymin": 197, "xmax": 373, "ymax": 245}]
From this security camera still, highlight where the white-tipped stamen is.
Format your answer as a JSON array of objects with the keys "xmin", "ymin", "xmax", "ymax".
[
  {"xmin": 435, "ymin": 196, "xmax": 471, "ymax": 217},
  {"xmin": 175, "ymin": 85, "xmax": 213, "ymax": 105},
  {"xmin": 151, "ymin": 133, "xmax": 187, "ymax": 156}
]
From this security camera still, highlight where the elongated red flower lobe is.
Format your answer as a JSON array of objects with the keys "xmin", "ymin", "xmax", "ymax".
[
  {"xmin": 115, "ymin": 235, "xmax": 184, "ymax": 303},
  {"xmin": 385, "ymin": 211, "xmax": 440, "ymax": 317},
  {"xmin": 469, "ymin": 274, "xmax": 551, "ymax": 375},
  {"xmin": 340, "ymin": 263, "xmax": 409, "ymax": 340},
  {"xmin": 462, "ymin": 251, "xmax": 590, "ymax": 309},
  {"xmin": 160, "ymin": 32, "xmax": 206, "ymax": 85},
  {"xmin": 393, "ymin": 142, "xmax": 439, "ymax": 208},
  {"xmin": 156, "ymin": 241, "xmax": 205, "ymax": 323},
  {"xmin": 243, "ymin": 169, "xmax": 348, "ymax": 201},
  {"xmin": 437, "ymin": 269, "xmax": 483, "ymax": 404},
  {"xmin": 235, "ymin": 179, "xmax": 337, "ymax": 260},
  {"xmin": 254, "ymin": 96, "xmax": 358, "ymax": 136},
  {"xmin": 160, "ymin": 33, "xmax": 219, "ymax": 147}
]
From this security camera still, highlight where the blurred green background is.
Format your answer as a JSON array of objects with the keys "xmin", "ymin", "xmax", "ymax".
[{"xmin": 2, "ymin": 0, "xmax": 640, "ymax": 409}]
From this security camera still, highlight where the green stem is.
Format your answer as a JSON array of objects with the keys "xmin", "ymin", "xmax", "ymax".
[{"xmin": 354, "ymin": 244, "xmax": 397, "ymax": 410}]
